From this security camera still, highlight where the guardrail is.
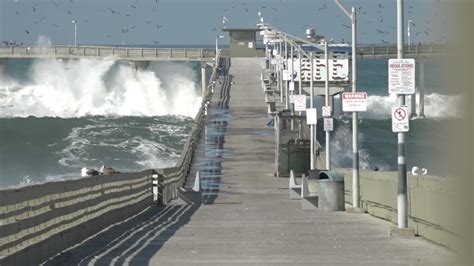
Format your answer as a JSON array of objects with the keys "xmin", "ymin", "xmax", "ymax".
[
  {"xmin": 0, "ymin": 56, "xmax": 220, "ymax": 265},
  {"xmin": 155, "ymin": 62, "xmax": 218, "ymax": 204},
  {"xmin": 357, "ymin": 44, "xmax": 448, "ymax": 58},
  {"xmin": 0, "ymin": 45, "xmax": 217, "ymax": 61}
]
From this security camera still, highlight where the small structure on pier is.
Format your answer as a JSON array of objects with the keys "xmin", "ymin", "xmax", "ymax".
[{"xmin": 222, "ymin": 28, "xmax": 260, "ymax": 57}]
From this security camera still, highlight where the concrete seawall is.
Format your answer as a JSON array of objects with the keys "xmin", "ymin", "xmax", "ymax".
[{"xmin": 340, "ymin": 168, "xmax": 466, "ymax": 250}]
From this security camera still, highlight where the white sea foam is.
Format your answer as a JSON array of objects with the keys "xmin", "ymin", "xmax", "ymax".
[
  {"xmin": 330, "ymin": 124, "xmax": 389, "ymax": 171},
  {"xmin": 0, "ymin": 59, "xmax": 202, "ymax": 118},
  {"xmin": 362, "ymin": 93, "xmax": 463, "ymax": 120},
  {"xmin": 325, "ymin": 93, "xmax": 462, "ymax": 120}
]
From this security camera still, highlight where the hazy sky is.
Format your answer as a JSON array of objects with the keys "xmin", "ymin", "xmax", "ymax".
[{"xmin": 0, "ymin": 0, "xmax": 448, "ymax": 46}]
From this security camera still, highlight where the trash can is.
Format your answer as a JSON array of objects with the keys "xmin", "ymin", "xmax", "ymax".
[
  {"xmin": 317, "ymin": 171, "xmax": 345, "ymax": 211},
  {"xmin": 278, "ymin": 139, "xmax": 310, "ymax": 177}
]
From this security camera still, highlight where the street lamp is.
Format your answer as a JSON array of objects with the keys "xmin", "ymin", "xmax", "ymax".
[
  {"xmin": 407, "ymin": 19, "xmax": 413, "ymax": 52},
  {"xmin": 335, "ymin": 0, "xmax": 360, "ymax": 210},
  {"xmin": 71, "ymin": 20, "xmax": 77, "ymax": 46},
  {"xmin": 215, "ymin": 35, "xmax": 224, "ymax": 65}
]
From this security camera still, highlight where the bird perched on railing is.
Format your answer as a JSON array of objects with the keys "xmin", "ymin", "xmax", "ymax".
[
  {"xmin": 411, "ymin": 166, "xmax": 420, "ymax": 175},
  {"xmin": 99, "ymin": 165, "xmax": 119, "ymax": 175},
  {"xmin": 81, "ymin": 167, "xmax": 99, "ymax": 177}
]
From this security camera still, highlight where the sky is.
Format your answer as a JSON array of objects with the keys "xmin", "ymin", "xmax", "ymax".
[{"xmin": 0, "ymin": 0, "xmax": 449, "ymax": 46}]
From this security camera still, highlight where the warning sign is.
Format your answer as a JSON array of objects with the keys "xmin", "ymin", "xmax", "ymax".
[
  {"xmin": 342, "ymin": 92, "xmax": 368, "ymax": 112},
  {"xmin": 392, "ymin": 106, "xmax": 409, "ymax": 132},
  {"xmin": 324, "ymin": 118, "xmax": 334, "ymax": 131},
  {"xmin": 388, "ymin": 59, "xmax": 416, "ymax": 94},
  {"xmin": 294, "ymin": 95, "xmax": 307, "ymax": 112}
]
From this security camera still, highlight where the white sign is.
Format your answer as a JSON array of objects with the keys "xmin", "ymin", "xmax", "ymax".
[
  {"xmin": 322, "ymin": 106, "xmax": 332, "ymax": 117},
  {"xmin": 324, "ymin": 118, "xmax": 334, "ymax": 131},
  {"xmin": 389, "ymin": 59, "xmax": 416, "ymax": 94},
  {"xmin": 286, "ymin": 51, "xmax": 350, "ymax": 83},
  {"xmin": 306, "ymin": 108, "xmax": 318, "ymax": 125},
  {"xmin": 289, "ymin": 81, "xmax": 295, "ymax": 91},
  {"xmin": 392, "ymin": 106, "xmax": 409, "ymax": 132},
  {"xmin": 248, "ymin": 42, "xmax": 253, "ymax": 48},
  {"xmin": 342, "ymin": 92, "xmax": 368, "ymax": 112},
  {"xmin": 282, "ymin": 70, "xmax": 291, "ymax": 81},
  {"xmin": 294, "ymin": 95, "xmax": 307, "ymax": 112}
]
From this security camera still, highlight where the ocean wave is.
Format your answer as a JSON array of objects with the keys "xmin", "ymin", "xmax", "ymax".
[{"xmin": 0, "ymin": 59, "xmax": 202, "ymax": 118}]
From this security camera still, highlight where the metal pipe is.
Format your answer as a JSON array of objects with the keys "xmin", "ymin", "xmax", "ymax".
[
  {"xmin": 310, "ymin": 52, "xmax": 315, "ymax": 170},
  {"xmin": 324, "ymin": 41, "xmax": 331, "ymax": 170},
  {"xmin": 397, "ymin": 0, "xmax": 408, "ymax": 229},
  {"xmin": 419, "ymin": 61, "xmax": 425, "ymax": 118},
  {"xmin": 289, "ymin": 39, "xmax": 294, "ymax": 112},
  {"xmin": 351, "ymin": 7, "xmax": 360, "ymax": 209},
  {"xmin": 335, "ymin": 0, "xmax": 360, "ymax": 209},
  {"xmin": 72, "ymin": 20, "xmax": 77, "ymax": 46},
  {"xmin": 285, "ymin": 39, "xmax": 289, "ymax": 110}
]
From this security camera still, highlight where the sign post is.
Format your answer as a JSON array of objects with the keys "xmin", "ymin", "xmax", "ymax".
[
  {"xmin": 324, "ymin": 118, "xmax": 334, "ymax": 132},
  {"xmin": 294, "ymin": 95, "xmax": 307, "ymax": 112},
  {"xmin": 389, "ymin": 58, "xmax": 416, "ymax": 95},
  {"xmin": 391, "ymin": 106, "xmax": 409, "ymax": 133}
]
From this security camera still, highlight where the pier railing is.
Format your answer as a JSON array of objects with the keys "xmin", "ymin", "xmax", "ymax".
[
  {"xmin": 0, "ymin": 45, "xmax": 217, "ymax": 61},
  {"xmin": 0, "ymin": 58, "xmax": 219, "ymax": 264},
  {"xmin": 154, "ymin": 61, "xmax": 218, "ymax": 204},
  {"xmin": 357, "ymin": 44, "xmax": 448, "ymax": 58}
]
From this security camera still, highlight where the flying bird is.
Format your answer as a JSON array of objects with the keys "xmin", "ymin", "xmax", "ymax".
[
  {"xmin": 130, "ymin": 5, "xmax": 136, "ymax": 8},
  {"xmin": 25, "ymin": 30, "xmax": 30, "ymax": 34},
  {"xmin": 318, "ymin": 4, "xmax": 327, "ymax": 11}
]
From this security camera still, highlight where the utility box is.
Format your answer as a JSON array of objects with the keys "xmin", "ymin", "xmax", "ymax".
[
  {"xmin": 222, "ymin": 28, "xmax": 260, "ymax": 57},
  {"xmin": 274, "ymin": 110, "xmax": 320, "ymax": 177}
]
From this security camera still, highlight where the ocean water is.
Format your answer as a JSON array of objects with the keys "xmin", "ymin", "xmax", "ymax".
[
  {"xmin": 318, "ymin": 56, "xmax": 464, "ymax": 177},
  {"xmin": 0, "ymin": 58, "xmax": 204, "ymax": 188},
  {"xmin": 0, "ymin": 55, "xmax": 462, "ymax": 188}
]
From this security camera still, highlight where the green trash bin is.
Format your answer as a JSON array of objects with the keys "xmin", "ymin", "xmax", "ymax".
[
  {"xmin": 278, "ymin": 139, "xmax": 310, "ymax": 177},
  {"xmin": 317, "ymin": 171, "xmax": 345, "ymax": 211}
]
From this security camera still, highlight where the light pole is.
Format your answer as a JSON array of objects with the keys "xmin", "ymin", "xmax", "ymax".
[
  {"xmin": 215, "ymin": 35, "xmax": 224, "ymax": 66},
  {"xmin": 407, "ymin": 19, "xmax": 413, "ymax": 52},
  {"xmin": 72, "ymin": 20, "xmax": 77, "ymax": 46},
  {"xmin": 397, "ymin": 0, "xmax": 408, "ymax": 230},
  {"xmin": 335, "ymin": 0, "xmax": 360, "ymax": 210}
]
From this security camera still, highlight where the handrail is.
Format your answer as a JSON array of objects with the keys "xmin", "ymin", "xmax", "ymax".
[{"xmin": 0, "ymin": 45, "xmax": 217, "ymax": 61}]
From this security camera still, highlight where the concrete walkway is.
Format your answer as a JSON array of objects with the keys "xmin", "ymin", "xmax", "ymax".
[{"xmin": 45, "ymin": 58, "xmax": 455, "ymax": 265}]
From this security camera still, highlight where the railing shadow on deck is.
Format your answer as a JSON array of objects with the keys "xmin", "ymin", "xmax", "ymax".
[{"xmin": 43, "ymin": 203, "xmax": 200, "ymax": 265}]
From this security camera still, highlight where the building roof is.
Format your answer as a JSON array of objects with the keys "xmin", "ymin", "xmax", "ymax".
[{"xmin": 222, "ymin": 28, "xmax": 261, "ymax": 32}]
